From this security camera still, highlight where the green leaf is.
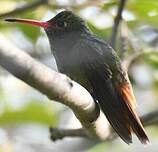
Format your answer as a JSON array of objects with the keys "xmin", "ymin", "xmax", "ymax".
[
  {"xmin": 128, "ymin": 0, "xmax": 158, "ymax": 15},
  {"xmin": 143, "ymin": 51, "xmax": 158, "ymax": 69},
  {"xmin": 18, "ymin": 23, "xmax": 40, "ymax": 42},
  {"xmin": 87, "ymin": 21, "xmax": 111, "ymax": 40},
  {"xmin": 102, "ymin": 0, "xmax": 118, "ymax": 10},
  {"xmin": 127, "ymin": 0, "xmax": 158, "ymax": 26},
  {"xmin": 15, "ymin": 11, "xmax": 43, "ymax": 42},
  {"xmin": 0, "ymin": 1, "xmax": 17, "ymax": 14},
  {"xmin": 0, "ymin": 101, "xmax": 58, "ymax": 126}
]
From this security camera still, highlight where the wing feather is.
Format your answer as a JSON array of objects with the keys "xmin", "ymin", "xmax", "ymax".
[{"xmin": 72, "ymin": 38, "xmax": 149, "ymax": 144}]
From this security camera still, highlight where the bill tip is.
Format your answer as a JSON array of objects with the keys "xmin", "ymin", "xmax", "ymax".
[
  {"xmin": 142, "ymin": 139, "xmax": 150, "ymax": 145},
  {"xmin": 5, "ymin": 18, "xmax": 16, "ymax": 22}
]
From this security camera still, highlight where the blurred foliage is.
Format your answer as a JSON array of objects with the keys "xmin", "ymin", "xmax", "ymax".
[
  {"xmin": 127, "ymin": 0, "xmax": 158, "ymax": 24},
  {"xmin": 0, "ymin": 0, "xmax": 158, "ymax": 41},
  {"xmin": 87, "ymin": 22, "xmax": 111, "ymax": 39},
  {"xmin": 87, "ymin": 141, "xmax": 127, "ymax": 152},
  {"xmin": 143, "ymin": 51, "xmax": 158, "ymax": 69},
  {"xmin": 16, "ymin": 12, "xmax": 41, "ymax": 42},
  {"xmin": 0, "ymin": 101, "xmax": 58, "ymax": 126},
  {"xmin": 87, "ymin": 142, "xmax": 110, "ymax": 152}
]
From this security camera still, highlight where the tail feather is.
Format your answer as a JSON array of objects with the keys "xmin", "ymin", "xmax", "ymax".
[
  {"xmin": 89, "ymin": 72, "xmax": 149, "ymax": 144},
  {"xmin": 81, "ymin": 53, "xmax": 149, "ymax": 144},
  {"xmin": 128, "ymin": 109, "xmax": 149, "ymax": 144},
  {"xmin": 116, "ymin": 83, "xmax": 149, "ymax": 144},
  {"xmin": 90, "ymin": 76, "xmax": 133, "ymax": 144}
]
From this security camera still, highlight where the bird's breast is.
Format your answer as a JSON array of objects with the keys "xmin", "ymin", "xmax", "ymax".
[{"xmin": 54, "ymin": 49, "xmax": 93, "ymax": 92}]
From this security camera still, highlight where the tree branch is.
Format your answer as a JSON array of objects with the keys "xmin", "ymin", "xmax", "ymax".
[
  {"xmin": 0, "ymin": 34, "xmax": 110, "ymax": 140},
  {"xmin": 1, "ymin": 34, "xmax": 155, "ymax": 142},
  {"xmin": 49, "ymin": 128, "xmax": 88, "ymax": 141},
  {"xmin": 49, "ymin": 109, "xmax": 158, "ymax": 141},
  {"xmin": 142, "ymin": 110, "xmax": 158, "ymax": 126},
  {"xmin": 110, "ymin": 0, "xmax": 127, "ymax": 48}
]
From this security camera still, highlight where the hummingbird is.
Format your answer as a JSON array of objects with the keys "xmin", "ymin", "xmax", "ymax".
[{"xmin": 5, "ymin": 11, "xmax": 149, "ymax": 144}]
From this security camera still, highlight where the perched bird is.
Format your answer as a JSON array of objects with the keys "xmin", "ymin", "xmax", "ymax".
[{"xmin": 5, "ymin": 11, "xmax": 149, "ymax": 144}]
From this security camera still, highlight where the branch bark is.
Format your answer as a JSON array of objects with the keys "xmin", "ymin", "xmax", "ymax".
[
  {"xmin": 0, "ymin": 34, "xmax": 110, "ymax": 140},
  {"xmin": 49, "ymin": 109, "xmax": 158, "ymax": 141},
  {"xmin": 1, "ymin": 34, "xmax": 157, "ymax": 142},
  {"xmin": 49, "ymin": 128, "xmax": 88, "ymax": 141}
]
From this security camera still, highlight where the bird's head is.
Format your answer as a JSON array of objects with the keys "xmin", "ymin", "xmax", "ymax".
[
  {"xmin": 48, "ymin": 11, "xmax": 86, "ymax": 32},
  {"xmin": 5, "ymin": 11, "xmax": 87, "ymax": 34}
]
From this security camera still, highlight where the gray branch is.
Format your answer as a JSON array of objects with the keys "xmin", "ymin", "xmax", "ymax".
[
  {"xmin": 1, "ymin": 34, "xmax": 157, "ymax": 142},
  {"xmin": 49, "ymin": 128, "xmax": 88, "ymax": 141},
  {"xmin": 0, "ymin": 34, "xmax": 110, "ymax": 140},
  {"xmin": 49, "ymin": 109, "xmax": 158, "ymax": 141}
]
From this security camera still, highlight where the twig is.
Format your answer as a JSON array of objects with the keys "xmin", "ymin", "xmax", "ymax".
[
  {"xmin": 49, "ymin": 109, "xmax": 158, "ymax": 141},
  {"xmin": 1, "ymin": 34, "xmax": 155, "ymax": 142},
  {"xmin": 110, "ymin": 0, "xmax": 127, "ymax": 48},
  {"xmin": 0, "ymin": 0, "xmax": 48, "ymax": 19},
  {"xmin": 0, "ymin": 34, "xmax": 110, "ymax": 140},
  {"xmin": 142, "ymin": 110, "xmax": 158, "ymax": 126},
  {"xmin": 119, "ymin": 21, "xmax": 129, "ymax": 59},
  {"xmin": 49, "ymin": 128, "xmax": 88, "ymax": 141}
]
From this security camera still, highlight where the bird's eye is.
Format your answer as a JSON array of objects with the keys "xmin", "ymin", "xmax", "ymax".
[{"xmin": 57, "ymin": 21, "xmax": 67, "ymax": 28}]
